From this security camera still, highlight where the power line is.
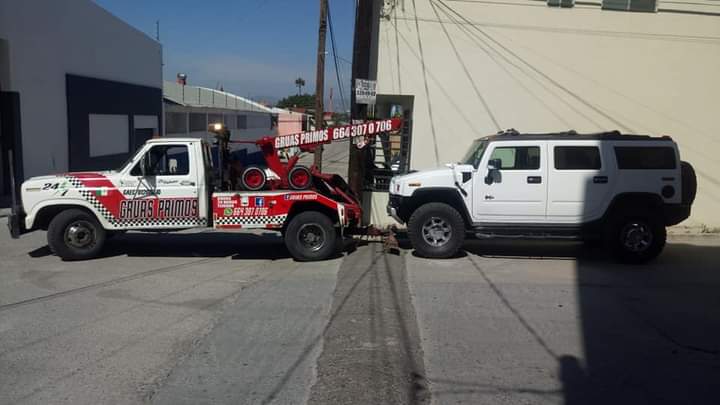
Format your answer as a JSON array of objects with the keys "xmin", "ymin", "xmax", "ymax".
[
  {"xmin": 327, "ymin": 1, "xmax": 347, "ymax": 112},
  {"xmin": 434, "ymin": 0, "xmax": 633, "ymax": 132},
  {"xmin": 428, "ymin": 0, "xmax": 501, "ymax": 131},
  {"xmin": 411, "ymin": 0, "xmax": 441, "ymax": 165}
]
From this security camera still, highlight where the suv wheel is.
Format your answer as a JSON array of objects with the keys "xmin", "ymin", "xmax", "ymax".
[
  {"xmin": 608, "ymin": 216, "xmax": 666, "ymax": 264},
  {"xmin": 47, "ymin": 209, "xmax": 106, "ymax": 261},
  {"xmin": 408, "ymin": 203, "xmax": 465, "ymax": 258},
  {"xmin": 284, "ymin": 211, "xmax": 338, "ymax": 261}
]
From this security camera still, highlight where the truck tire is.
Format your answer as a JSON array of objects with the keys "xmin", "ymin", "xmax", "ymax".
[
  {"xmin": 284, "ymin": 211, "xmax": 338, "ymax": 261},
  {"xmin": 681, "ymin": 161, "xmax": 697, "ymax": 205},
  {"xmin": 47, "ymin": 209, "xmax": 107, "ymax": 261},
  {"xmin": 607, "ymin": 215, "xmax": 666, "ymax": 264},
  {"xmin": 408, "ymin": 203, "xmax": 465, "ymax": 259}
]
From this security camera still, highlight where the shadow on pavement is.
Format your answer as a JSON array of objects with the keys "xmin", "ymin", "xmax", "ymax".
[
  {"xmin": 461, "ymin": 239, "xmax": 720, "ymax": 405},
  {"xmin": 27, "ymin": 231, "xmax": 356, "ymax": 261}
]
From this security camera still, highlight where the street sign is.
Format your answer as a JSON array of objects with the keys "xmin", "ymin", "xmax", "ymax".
[{"xmin": 355, "ymin": 79, "xmax": 377, "ymax": 105}]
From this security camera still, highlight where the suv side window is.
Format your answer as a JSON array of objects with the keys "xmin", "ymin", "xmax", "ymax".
[
  {"xmin": 489, "ymin": 146, "xmax": 540, "ymax": 170},
  {"xmin": 131, "ymin": 145, "xmax": 190, "ymax": 176},
  {"xmin": 554, "ymin": 146, "xmax": 601, "ymax": 170},
  {"xmin": 615, "ymin": 146, "xmax": 676, "ymax": 170}
]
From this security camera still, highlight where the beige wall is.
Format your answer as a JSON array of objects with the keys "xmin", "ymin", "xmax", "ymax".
[{"xmin": 372, "ymin": 0, "xmax": 720, "ymax": 228}]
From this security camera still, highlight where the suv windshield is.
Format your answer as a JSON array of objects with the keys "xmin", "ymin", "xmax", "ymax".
[{"xmin": 461, "ymin": 139, "xmax": 488, "ymax": 168}]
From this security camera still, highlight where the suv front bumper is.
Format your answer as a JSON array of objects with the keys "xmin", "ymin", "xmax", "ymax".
[{"xmin": 387, "ymin": 194, "xmax": 404, "ymax": 224}]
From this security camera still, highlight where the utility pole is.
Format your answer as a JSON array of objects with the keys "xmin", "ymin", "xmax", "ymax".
[
  {"xmin": 313, "ymin": 0, "xmax": 328, "ymax": 170},
  {"xmin": 348, "ymin": 0, "xmax": 372, "ymax": 205}
]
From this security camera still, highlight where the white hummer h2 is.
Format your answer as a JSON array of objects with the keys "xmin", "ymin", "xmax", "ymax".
[{"xmin": 387, "ymin": 130, "xmax": 697, "ymax": 263}]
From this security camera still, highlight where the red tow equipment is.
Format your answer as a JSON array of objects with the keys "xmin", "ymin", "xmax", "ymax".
[{"xmin": 218, "ymin": 118, "xmax": 402, "ymax": 191}]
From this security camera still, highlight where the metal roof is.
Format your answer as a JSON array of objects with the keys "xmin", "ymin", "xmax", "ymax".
[{"xmin": 163, "ymin": 81, "xmax": 274, "ymax": 113}]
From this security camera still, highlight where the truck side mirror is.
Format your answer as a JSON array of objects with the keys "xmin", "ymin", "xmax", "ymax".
[{"xmin": 140, "ymin": 155, "xmax": 148, "ymax": 177}]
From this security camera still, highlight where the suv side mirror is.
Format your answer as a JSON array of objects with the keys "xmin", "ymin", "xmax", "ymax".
[{"xmin": 485, "ymin": 158, "xmax": 502, "ymax": 185}]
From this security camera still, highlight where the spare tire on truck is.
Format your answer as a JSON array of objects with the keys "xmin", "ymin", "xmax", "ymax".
[{"xmin": 681, "ymin": 161, "xmax": 697, "ymax": 205}]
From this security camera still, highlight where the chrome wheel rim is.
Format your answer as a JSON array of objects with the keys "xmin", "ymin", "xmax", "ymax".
[
  {"xmin": 422, "ymin": 217, "xmax": 452, "ymax": 247},
  {"xmin": 620, "ymin": 222, "xmax": 653, "ymax": 253},
  {"xmin": 297, "ymin": 223, "xmax": 326, "ymax": 252},
  {"xmin": 65, "ymin": 220, "xmax": 96, "ymax": 249}
]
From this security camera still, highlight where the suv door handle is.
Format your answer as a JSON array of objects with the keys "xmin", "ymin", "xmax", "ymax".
[
  {"xmin": 527, "ymin": 176, "xmax": 542, "ymax": 184},
  {"xmin": 593, "ymin": 176, "xmax": 608, "ymax": 184}
]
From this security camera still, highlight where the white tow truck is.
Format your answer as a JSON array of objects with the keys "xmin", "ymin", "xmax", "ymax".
[{"xmin": 7, "ymin": 119, "xmax": 402, "ymax": 261}]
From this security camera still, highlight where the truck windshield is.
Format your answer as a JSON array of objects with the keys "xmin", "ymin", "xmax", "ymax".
[
  {"xmin": 117, "ymin": 147, "xmax": 143, "ymax": 172},
  {"xmin": 461, "ymin": 140, "xmax": 487, "ymax": 168}
]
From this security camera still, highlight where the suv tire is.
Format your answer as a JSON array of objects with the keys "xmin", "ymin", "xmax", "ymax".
[
  {"xmin": 408, "ymin": 203, "xmax": 465, "ymax": 259},
  {"xmin": 284, "ymin": 211, "xmax": 338, "ymax": 261},
  {"xmin": 47, "ymin": 209, "xmax": 106, "ymax": 261},
  {"xmin": 607, "ymin": 216, "xmax": 666, "ymax": 264}
]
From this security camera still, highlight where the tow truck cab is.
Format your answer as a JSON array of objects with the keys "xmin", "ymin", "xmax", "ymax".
[{"xmin": 9, "ymin": 138, "xmax": 360, "ymax": 261}]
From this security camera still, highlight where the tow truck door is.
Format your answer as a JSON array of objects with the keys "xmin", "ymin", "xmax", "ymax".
[{"xmin": 118, "ymin": 142, "xmax": 203, "ymax": 227}]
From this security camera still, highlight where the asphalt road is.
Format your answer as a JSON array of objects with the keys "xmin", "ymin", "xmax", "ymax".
[{"xmin": 1, "ymin": 228, "xmax": 719, "ymax": 405}]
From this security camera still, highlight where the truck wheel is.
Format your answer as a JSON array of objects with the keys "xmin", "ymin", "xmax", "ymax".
[
  {"xmin": 241, "ymin": 166, "xmax": 267, "ymax": 191},
  {"xmin": 47, "ymin": 209, "xmax": 106, "ymax": 261},
  {"xmin": 608, "ymin": 216, "xmax": 666, "ymax": 264},
  {"xmin": 284, "ymin": 211, "xmax": 338, "ymax": 261},
  {"xmin": 288, "ymin": 165, "xmax": 312, "ymax": 190},
  {"xmin": 408, "ymin": 203, "xmax": 465, "ymax": 259}
]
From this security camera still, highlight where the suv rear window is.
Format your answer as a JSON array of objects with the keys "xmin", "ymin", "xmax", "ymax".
[
  {"xmin": 554, "ymin": 146, "xmax": 601, "ymax": 170},
  {"xmin": 615, "ymin": 146, "xmax": 676, "ymax": 170}
]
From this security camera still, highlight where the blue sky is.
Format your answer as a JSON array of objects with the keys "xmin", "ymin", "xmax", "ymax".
[{"xmin": 94, "ymin": 0, "xmax": 356, "ymax": 107}]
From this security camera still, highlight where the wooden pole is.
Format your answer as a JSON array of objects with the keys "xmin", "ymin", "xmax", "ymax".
[{"xmin": 313, "ymin": 0, "xmax": 328, "ymax": 170}]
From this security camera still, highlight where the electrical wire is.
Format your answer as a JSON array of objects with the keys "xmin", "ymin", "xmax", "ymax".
[{"xmin": 327, "ymin": 0, "xmax": 348, "ymax": 112}]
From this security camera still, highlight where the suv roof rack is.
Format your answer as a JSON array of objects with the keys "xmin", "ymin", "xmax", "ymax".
[{"xmin": 483, "ymin": 129, "xmax": 673, "ymax": 142}]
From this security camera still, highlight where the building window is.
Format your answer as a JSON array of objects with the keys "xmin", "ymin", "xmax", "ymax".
[
  {"xmin": 489, "ymin": 146, "xmax": 541, "ymax": 170},
  {"xmin": 88, "ymin": 114, "xmax": 129, "ymax": 157},
  {"xmin": 615, "ymin": 146, "xmax": 676, "ymax": 170},
  {"xmin": 189, "ymin": 113, "xmax": 207, "ymax": 132},
  {"xmin": 208, "ymin": 113, "xmax": 223, "ymax": 128},
  {"xmin": 554, "ymin": 146, "xmax": 601, "ymax": 170},
  {"xmin": 224, "ymin": 114, "xmax": 236, "ymax": 129},
  {"xmin": 165, "ymin": 112, "xmax": 188, "ymax": 134},
  {"xmin": 602, "ymin": 0, "xmax": 657, "ymax": 12},
  {"xmin": 237, "ymin": 115, "xmax": 247, "ymax": 129}
]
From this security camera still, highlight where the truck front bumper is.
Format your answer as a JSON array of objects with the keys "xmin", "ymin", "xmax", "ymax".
[{"xmin": 7, "ymin": 211, "xmax": 27, "ymax": 239}]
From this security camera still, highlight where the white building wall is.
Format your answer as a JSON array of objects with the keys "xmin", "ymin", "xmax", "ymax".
[
  {"xmin": 373, "ymin": 0, "xmax": 720, "ymax": 228},
  {"xmin": 0, "ymin": 0, "xmax": 162, "ymax": 178}
]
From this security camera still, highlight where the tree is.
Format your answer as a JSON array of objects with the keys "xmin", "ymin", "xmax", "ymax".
[
  {"xmin": 276, "ymin": 94, "xmax": 316, "ymax": 110},
  {"xmin": 294, "ymin": 77, "xmax": 306, "ymax": 95}
]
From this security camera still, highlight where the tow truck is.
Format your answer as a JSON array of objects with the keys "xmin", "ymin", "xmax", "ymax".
[{"xmin": 7, "ymin": 119, "xmax": 401, "ymax": 261}]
